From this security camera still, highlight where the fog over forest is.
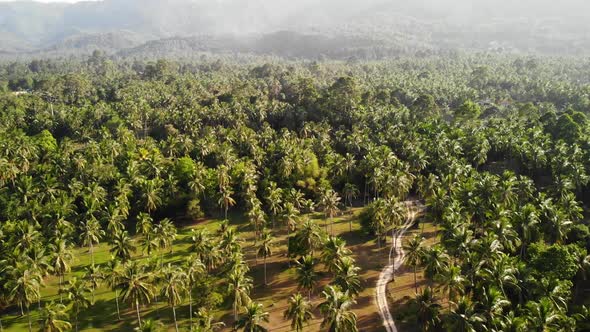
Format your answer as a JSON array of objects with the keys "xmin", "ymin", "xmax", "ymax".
[{"xmin": 0, "ymin": 0, "xmax": 589, "ymax": 58}]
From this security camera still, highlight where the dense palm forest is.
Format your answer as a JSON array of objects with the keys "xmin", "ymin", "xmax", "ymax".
[{"xmin": 0, "ymin": 53, "xmax": 590, "ymax": 332}]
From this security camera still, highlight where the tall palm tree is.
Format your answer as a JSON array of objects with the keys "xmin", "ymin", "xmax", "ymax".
[
  {"xmin": 404, "ymin": 235, "xmax": 425, "ymax": 293},
  {"xmin": 318, "ymin": 285, "xmax": 358, "ymax": 332},
  {"xmin": 160, "ymin": 264, "xmax": 188, "ymax": 332},
  {"xmin": 227, "ymin": 270, "xmax": 253, "ymax": 321},
  {"xmin": 282, "ymin": 202, "xmax": 300, "ymax": 238},
  {"xmin": 194, "ymin": 308, "xmax": 225, "ymax": 332},
  {"xmin": 320, "ymin": 189, "xmax": 341, "ymax": 234},
  {"xmin": 422, "ymin": 246, "xmax": 449, "ymax": 284},
  {"xmin": 102, "ymin": 259, "xmax": 122, "ymax": 321},
  {"xmin": 184, "ymin": 255, "xmax": 205, "ymax": 330},
  {"xmin": 62, "ymin": 277, "xmax": 91, "ymax": 332},
  {"xmin": 436, "ymin": 263, "xmax": 465, "ymax": 310},
  {"xmin": 235, "ymin": 302, "xmax": 269, "ymax": 332},
  {"xmin": 8, "ymin": 265, "xmax": 41, "ymax": 332},
  {"xmin": 321, "ymin": 236, "xmax": 352, "ymax": 274},
  {"xmin": 296, "ymin": 255, "xmax": 318, "ymax": 300},
  {"xmin": 296, "ymin": 218, "xmax": 325, "ymax": 257},
  {"xmin": 408, "ymin": 287, "xmax": 441, "ymax": 332},
  {"xmin": 82, "ymin": 264, "xmax": 102, "ymax": 304},
  {"xmin": 284, "ymin": 293, "xmax": 314, "ymax": 332},
  {"xmin": 266, "ymin": 182, "xmax": 283, "ymax": 229},
  {"xmin": 136, "ymin": 212, "xmax": 154, "ymax": 237},
  {"xmin": 109, "ymin": 230, "xmax": 136, "ymax": 263},
  {"xmin": 219, "ymin": 188, "xmax": 236, "ymax": 220},
  {"xmin": 40, "ymin": 302, "xmax": 72, "ymax": 332},
  {"xmin": 443, "ymin": 297, "xmax": 486, "ymax": 332},
  {"xmin": 333, "ymin": 256, "xmax": 362, "ymax": 297},
  {"xmin": 80, "ymin": 217, "xmax": 104, "ymax": 266},
  {"xmin": 523, "ymin": 298, "xmax": 566, "ymax": 332},
  {"xmin": 117, "ymin": 261, "xmax": 154, "ymax": 329},
  {"xmin": 256, "ymin": 229, "xmax": 274, "ymax": 286},
  {"xmin": 514, "ymin": 204, "xmax": 539, "ymax": 258},
  {"xmin": 49, "ymin": 239, "xmax": 73, "ymax": 303}
]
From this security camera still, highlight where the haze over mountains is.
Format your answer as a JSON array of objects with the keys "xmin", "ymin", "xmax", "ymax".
[{"xmin": 1, "ymin": 0, "xmax": 589, "ymax": 58}]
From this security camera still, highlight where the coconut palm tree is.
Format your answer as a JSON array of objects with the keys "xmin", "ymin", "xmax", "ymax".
[
  {"xmin": 82, "ymin": 264, "xmax": 102, "ymax": 304},
  {"xmin": 102, "ymin": 259, "xmax": 122, "ymax": 321},
  {"xmin": 136, "ymin": 213, "xmax": 154, "ymax": 237},
  {"xmin": 443, "ymin": 297, "xmax": 485, "ymax": 332},
  {"xmin": 318, "ymin": 285, "xmax": 358, "ymax": 332},
  {"xmin": 117, "ymin": 261, "xmax": 154, "ymax": 329},
  {"xmin": 256, "ymin": 229, "xmax": 274, "ymax": 286},
  {"xmin": 219, "ymin": 188, "xmax": 236, "ymax": 220},
  {"xmin": 296, "ymin": 218, "xmax": 325, "ymax": 257},
  {"xmin": 194, "ymin": 308, "xmax": 225, "ymax": 332},
  {"xmin": 422, "ymin": 246, "xmax": 449, "ymax": 284},
  {"xmin": 436, "ymin": 263, "xmax": 465, "ymax": 310},
  {"xmin": 408, "ymin": 287, "xmax": 441, "ymax": 332},
  {"xmin": 109, "ymin": 230, "xmax": 136, "ymax": 263},
  {"xmin": 160, "ymin": 264, "xmax": 188, "ymax": 332},
  {"xmin": 227, "ymin": 270, "xmax": 253, "ymax": 321},
  {"xmin": 321, "ymin": 236, "xmax": 352, "ymax": 275},
  {"xmin": 523, "ymin": 298, "xmax": 566, "ymax": 332},
  {"xmin": 320, "ymin": 189, "xmax": 341, "ymax": 234},
  {"xmin": 8, "ymin": 265, "xmax": 41, "ymax": 332},
  {"xmin": 266, "ymin": 182, "xmax": 283, "ymax": 229},
  {"xmin": 514, "ymin": 204, "xmax": 539, "ymax": 258},
  {"xmin": 333, "ymin": 256, "xmax": 362, "ymax": 297},
  {"xmin": 296, "ymin": 255, "xmax": 317, "ymax": 300},
  {"xmin": 80, "ymin": 217, "xmax": 104, "ymax": 266},
  {"xmin": 284, "ymin": 293, "xmax": 314, "ymax": 332},
  {"xmin": 49, "ymin": 239, "xmax": 73, "ymax": 304},
  {"xmin": 343, "ymin": 183, "xmax": 359, "ymax": 209},
  {"xmin": 40, "ymin": 302, "xmax": 72, "ymax": 332},
  {"xmin": 184, "ymin": 255, "xmax": 205, "ymax": 330},
  {"xmin": 235, "ymin": 302, "xmax": 269, "ymax": 332},
  {"xmin": 404, "ymin": 235, "xmax": 425, "ymax": 293},
  {"xmin": 62, "ymin": 277, "xmax": 91, "ymax": 332},
  {"xmin": 282, "ymin": 202, "xmax": 300, "ymax": 238}
]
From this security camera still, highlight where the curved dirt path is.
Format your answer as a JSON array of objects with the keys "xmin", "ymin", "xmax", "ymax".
[{"xmin": 375, "ymin": 201, "xmax": 419, "ymax": 332}]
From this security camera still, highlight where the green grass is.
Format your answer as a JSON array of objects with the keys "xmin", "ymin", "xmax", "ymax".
[{"xmin": 2, "ymin": 209, "xmax": 391, "ymax": 332}]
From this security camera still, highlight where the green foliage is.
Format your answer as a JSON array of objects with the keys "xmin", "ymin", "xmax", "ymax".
[
  {"xmin": 35, "ymin": 130, "xmax": 57, "ymax": 154},
  {"xmin": 175, "ymin": 156, "xmax": 196, "ymax": 183},
  {"xmin": 528, "ymin": 243, "xmax": 580, "ymax": 281},
  {"xmin": 455, "ymin": 100, "xmax": 481, "ymax": 121}
]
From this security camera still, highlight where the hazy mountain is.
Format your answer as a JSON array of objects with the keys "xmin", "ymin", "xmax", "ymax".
[{"xmin": 0, "ymin": 0, "xmax": 589, "ymax": 58}]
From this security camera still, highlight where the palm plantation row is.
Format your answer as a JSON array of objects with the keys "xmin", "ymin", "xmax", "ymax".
[{"xmin": 0, "ymin": 54, "xmax": 590, "ymax": 331}]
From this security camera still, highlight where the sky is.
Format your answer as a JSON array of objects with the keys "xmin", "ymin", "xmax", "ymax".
[{"xmin": 0, "ymin": 0, "xmax": 99, "ymax": 2}]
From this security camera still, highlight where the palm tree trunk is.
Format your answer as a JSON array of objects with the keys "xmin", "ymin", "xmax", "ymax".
[
  {"xmin": 59, "ymin": 275, "xmax": 63, "ymax": 304},
  {"xmin": 75, "ymin": 312, "xmax": 79, "ymax": 332},
  {"xmin": 233, "ymin": 300, "xmax": 237, "ymax": 321},
  {"xmin": 173, "ymin": 306, "xmax": 179, "ymax": 332},
  {"xmin": 0, "ymin": 316, "xmax": 4, "ymax": 332},
  {"xmin": 189, "ymin": 289, "xmax": 193, "ymax": 330},
  {"xmin": 135, "ymin": 298, "xmax": 142, "ymax": 328},
  {"xmin": 264, "ymin": 257, "xmax": 267, "ymax": 286},
  {"xmin": 27, "ymin": 306, "xmax": 32, "ymax": 332},
  {"xmin": 115, "ymin": 290, "xmax": 121, "ymax": 320},
  {"xmin": 90, "ymin": 241, "xmax": 94, "ymax": 266},
  {"xmin": 414, "ymin": 265, "xmax": 418, "ymax": 293}
]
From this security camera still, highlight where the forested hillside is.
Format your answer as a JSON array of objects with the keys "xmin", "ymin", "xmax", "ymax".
[
  {"xmin": 0, "ymin": 54, "xmax": 590, "ymax": 331},
  {"xmin": 1, "ymin": 0, "xmax": 590, "ymax": 58}
]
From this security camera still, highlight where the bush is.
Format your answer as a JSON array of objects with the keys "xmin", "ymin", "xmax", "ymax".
[{"xmin": 186, "ymin": 198, "xmax": 204, "ymax": 220}]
